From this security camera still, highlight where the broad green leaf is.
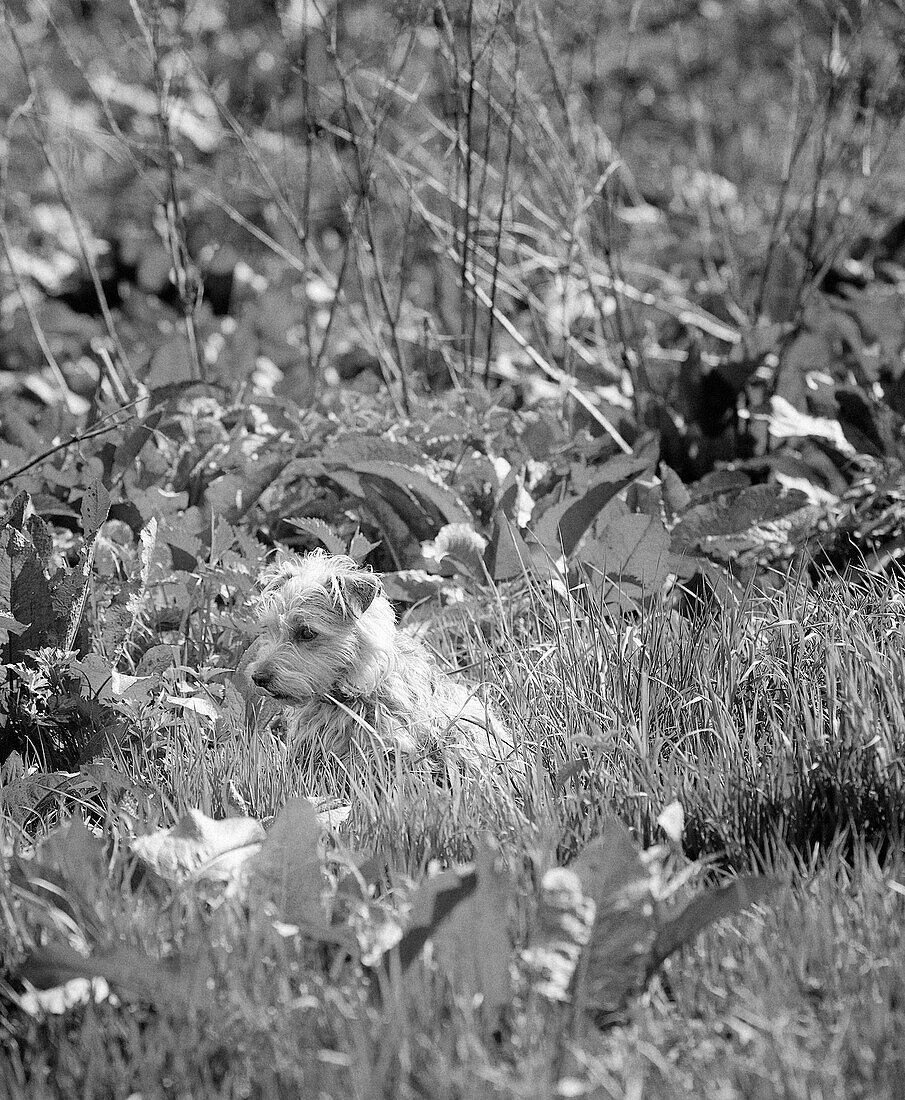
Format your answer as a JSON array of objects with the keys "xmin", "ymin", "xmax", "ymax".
[
  {"xmin": 73, "ymin": 655, "xmax": 156, "ymax": 704},
  {"xmin": 570, "ymin": 819, "xmax": 658, "ymax": 1019},
  {"xmin": 2, "ymin": 495, "xmax": 61, "ymax": 657},
  {"xmin": 147, "ymin": 338, "xmax": 196, "ymax": 389},
  {"xmin": 571, "ymin": 818, "xmax": 649, "ymax": 908},
  {"xmin": 649, "ymin": 875, "xmax": 781, "ymax": 974},
  {"xmin": 688, "ymin": 469, "xmax": 751, "ymax": 505},
  {"xmin": 353, "ymin": 462, "xmax": 471, "ymax": 528},
  {"xmin": 205, "ymin": 475, "xmax": 243, "ymax": 521},
  {"xmin": 40, "ymin": 814, "xmax": 109, "ymax": 897},
  {"xmin": 484, "ymin": 517, "xmax": 532, "ymax": 581},
  {"xmin": 54, "ymin": 568, "xmax": 91, "ymax": 652},
  {"xmin": 11, "ymin": 555, "xmax": 60, "ymax": 655},
  {"xmin": 12, "ymin": 815, "xmax": 112, "ymax": 942},
  {"xmin": 1, "ymin": 769, "xmax": 62, "ymax": 826},
  {"xmin": 315, "ymin": 435, "xmax": 471, "ymax": 528},
  {"xmin": 660, "ymin": 463, "xmax": 691, "ymax": 520},
  {"xmin": 166, "ymin": 695, "xmax": 219, "ymax": 720},
  {"xmin": 135, "ymin": 643, "xmax": 179, "ymax": 676},
  {"xmin": 0, "ymin": 611, "xmax": 28, "ymax": 643},
  {"xmin": 580, "ymin": 515, "xmax": 671, "ymax": 605},
  {"xmin": 111, "ymin": 411, "xmax": 163, "ymax": 485},
  {"xmin": 20, "ymin": 942, "xmax": 209, "ymax": 1010},
  {"xmin": 0, "ymin": 530, "xmax": 12, "ymax": 611},
  {"xmin": 287, "ymin": 516, "xmax": 346, "ymax": 556},
  {"xmin": 846, "ymin": 284, "xmax": 905, "ymax": 366},
  {"xmin": 774, "ymin": 332, "xmax": 831, "ymax": 410},
  {"xmin": 430, "ymin": 846, "xmax": 514, "ymax": 1014},
  {"xmin": 318, "ymin": 434, "xmax": 427, "ymax": 467},
  {"xmin": 348, "ymin": 531, "xmax": 380, "ymax": 562},
  {"xmin": 380, "ymin": 569, "xmax": 449, "ymax": 604},
  {"xmin": 760, "ymin": 242, "xmax": 804, "ymax": 324},
  {"xmin": 675, "ymin": 485, "xmax": 810, "ymax": 542},
  {"xmin": 247, "ymin": 798, "xmax": 329, "ymax": 930},
  {"xmin": 836, "ymin": 386, "xmax": 898, "ymax": 457},
  {"xmin": 534, "ymin": 439, "xmax": 658, "ymax": 556},
  {"xmin": 395, "ymin": 867, "xmax": 478, "ymax": 971},
  {"xmin": 672, "ymin": 485, "xmax": 817, "ymax": 564},
  {"xmin": 423, "ymin": 522, "xmax": 487, "ymax": 578}
]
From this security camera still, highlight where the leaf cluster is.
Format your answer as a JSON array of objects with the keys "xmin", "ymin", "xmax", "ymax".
[{"xmin": 4, "ymin": 800, "xmax": 777, "ymax": 1032}]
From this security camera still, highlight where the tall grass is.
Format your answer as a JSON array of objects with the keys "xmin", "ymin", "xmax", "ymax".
[
  {"xmin": 105, "ymin": 563, "xmax": 905, "ymax": 876},
  {"xmin": 4, "ymin": 564, "xmax": 905, "ymax": 1095}
]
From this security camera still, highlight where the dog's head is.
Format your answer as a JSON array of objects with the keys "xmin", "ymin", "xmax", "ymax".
[{"xmin": 247, "ymin": 551, "xmax": 396, "ymax": 702}]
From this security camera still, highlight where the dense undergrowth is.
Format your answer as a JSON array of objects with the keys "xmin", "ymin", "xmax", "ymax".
[{"xmin": 2, "ymin": 0, "xmax": 905, "ymax": 1097}]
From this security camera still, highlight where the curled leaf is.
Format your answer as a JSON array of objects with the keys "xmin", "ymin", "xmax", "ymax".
[
  {"xmin": 657, "ymin": 801, "xmax": 685, "ymax": 844},
  {"xmin": 768, "ymin": 395, "xmax": 855, "ymax": 454},
  {"xmin": 131, "ymin": 809, "xmax": 265, "ymax": 884}
]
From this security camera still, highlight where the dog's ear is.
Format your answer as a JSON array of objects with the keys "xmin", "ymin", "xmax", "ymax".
[
  {"xmin": 338, "ymin": 570, "xmax": 382, "ymax": 618},
  {"xmin": 258, "ymin": 554, "xmax": 303, "ymax": 598}
]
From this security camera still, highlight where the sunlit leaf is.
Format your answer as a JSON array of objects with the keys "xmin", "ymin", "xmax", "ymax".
[
  {"xmin": 657, "ymin": 801, "xmax": 685, "ymax": 844},
  {"xmin": 521, "ymin": 868, "xmax": 595, "ymax": 1002},
  {"xmin": 131, "ymin": 809, "xmax": 265, "ymax": 884},
  {"xmin": 769, "ymin": 395, "xmax": 854, "ymax": 454},
  {"xmin": 580, "ymin": 514, "xmax": 671, "ymax": 606}
]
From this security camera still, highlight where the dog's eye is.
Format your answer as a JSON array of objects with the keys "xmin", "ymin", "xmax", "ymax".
[{"xmin": 293, "ymin": 623, "xmax": 316, "ymax": 643}]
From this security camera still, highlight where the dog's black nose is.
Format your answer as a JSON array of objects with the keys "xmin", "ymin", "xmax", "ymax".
[{"xmin": 252, "ymin": 669, "xmax": 272, "ymax": 688}]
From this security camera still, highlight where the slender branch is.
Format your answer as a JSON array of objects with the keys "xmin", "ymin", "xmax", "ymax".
[
  {"xmin": 0, "ymin": 419, "xmax": 133, "ymax": 489},
  {"xmin": 3, "ymin": 7, "xmax": 135, "ymax": 390},
  {"xmin": 0, "ymin": 213, "xmax": 82, "ymax": 416}
]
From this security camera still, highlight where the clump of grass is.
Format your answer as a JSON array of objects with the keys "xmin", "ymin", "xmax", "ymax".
[
  {"xmin": 418, "ymin": 565, "xmax": 905, "ymax": 869},
  {"xmin": 4, "ymin": 566, "xmax": 905, "ymax": 1098},
  {"xmin": 108, "ymin": 561, "xmax": 905, "ymax": 876}
]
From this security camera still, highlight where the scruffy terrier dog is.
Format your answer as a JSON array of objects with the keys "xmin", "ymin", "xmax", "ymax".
[{"xmin": 247, "ymin": 551, "xmax": 516, "ymax": 782}]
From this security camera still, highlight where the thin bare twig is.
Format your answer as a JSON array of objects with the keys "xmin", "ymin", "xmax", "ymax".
[
  {"xmin": 0, "ymin": 418, "xmax": 134, "ymax": 489},
  {"xmin": 403, "ymin": 177, "xmax": 631, "ymax": 451},
  {"xmin": 484, "ymin": 23, "xmax": 520, "ymax": 381},
  {"xmin": 0, "ymin": 212, "xmax": 82, "ymax": 416},
  {"xmin": 130, "ymin": 0, "xmax": 204, "ymax": 381},
  {"xmin": 3, "ymin": 6, "xmax": 135, "ymax": 389}
]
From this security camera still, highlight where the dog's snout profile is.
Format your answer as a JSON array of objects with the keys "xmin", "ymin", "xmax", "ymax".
[{"xmin": 251, "ymin": 668, "xmax": 272, "ymax": 688}]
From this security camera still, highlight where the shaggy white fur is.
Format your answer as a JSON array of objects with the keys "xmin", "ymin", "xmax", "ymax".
[{"xmin": 248, "ymin": 551, "xmax": 514, "ymax": 772}]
